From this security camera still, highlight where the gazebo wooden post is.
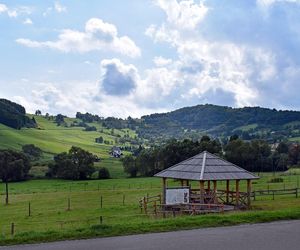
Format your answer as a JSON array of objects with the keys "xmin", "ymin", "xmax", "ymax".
[
  {"xmin": 186, "ymin": 180, "xmax": 190, "ymax": 187},
  {"xmin": 162, "ymin": 178, "xmax": 167, "ymax": 204},
  {"xmin": 200, "ymin": 181, "xmax": 205, "ymax": 204},
  {"xmin": 247, "ymin": 179, "xmax": 252, "ymax": 208},
  {"xmin": 207, "ymin": 181, "xmax": 211, "ymax": 191},
  {"xmin": 180, "ymin": 179, "xmax": 184, "ymax": 187},
  {"xmin": 213, "ymin": 180, "xmax": 217, "ymax": 203},
  {"xmin": 226, "ymin": 180, "xmax": 230, "ymax": 204},
  {"xmin": 236, "ymin": 180, "xmax": 240, "ymax": 208}
]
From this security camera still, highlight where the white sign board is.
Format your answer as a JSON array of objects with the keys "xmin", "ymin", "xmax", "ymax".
[{"xmin": 166, "ymin": 188, "xmax": 190, "ymax": 205}]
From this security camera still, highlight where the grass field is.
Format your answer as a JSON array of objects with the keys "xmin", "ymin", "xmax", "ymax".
[
  {"xmin": 0, "ymin": 115, "xmax": 138, "ymax": 178},
  {"xmin": 0, "ymin": 172, "xmax": 300, "ymax": 245},
  {"xmin": 0, "ymin": 115, "xmax": 137, "ymax": 159}
]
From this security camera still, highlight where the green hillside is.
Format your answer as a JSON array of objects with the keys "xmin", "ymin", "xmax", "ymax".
[
  {"xmin": 0, "ymin": 115, "xmax": 138, "ymax": 178},
  {"xmin": 138, "ymin": 104, "xmax": 300, "ymax": 142}
]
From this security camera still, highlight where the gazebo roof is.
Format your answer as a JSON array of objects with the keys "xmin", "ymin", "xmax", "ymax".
[{"xmin": 154, "ymin": 151, "xmax": 259, "ymax": 181}]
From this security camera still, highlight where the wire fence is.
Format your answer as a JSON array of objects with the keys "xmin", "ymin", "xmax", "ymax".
[{"xmin": 0, "ymin": 173, "xmax": 300, "ymax": 239}]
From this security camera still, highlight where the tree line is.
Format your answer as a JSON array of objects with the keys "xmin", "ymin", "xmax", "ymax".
[{"xmin": 122, "ymin": 136, "xmax": 300, "ymax": 177}]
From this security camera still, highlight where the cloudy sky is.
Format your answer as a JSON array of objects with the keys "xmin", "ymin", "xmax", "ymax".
[{"xmin": 1, "ymin": 0, "xmax": 300, "ymax": 118}]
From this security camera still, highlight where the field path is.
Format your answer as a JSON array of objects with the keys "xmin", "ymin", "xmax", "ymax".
[{"xmin": 1, "ymin": 220, "xmax": 300, "ymax": 250}]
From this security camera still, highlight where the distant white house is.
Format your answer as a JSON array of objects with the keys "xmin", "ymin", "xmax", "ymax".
[{"xmin": 110, "ymin": 146, "xmax": 123, "ymax": 158}]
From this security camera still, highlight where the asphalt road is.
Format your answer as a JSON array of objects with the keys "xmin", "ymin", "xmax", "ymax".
[{"xmin": 1, "ymin": 220, "xmax": 300, "ymax": 250}]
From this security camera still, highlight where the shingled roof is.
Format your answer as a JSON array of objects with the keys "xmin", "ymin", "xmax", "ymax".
[{"xmin": 154, "ymin": 151, "xmax": 259, "ymax": 181}]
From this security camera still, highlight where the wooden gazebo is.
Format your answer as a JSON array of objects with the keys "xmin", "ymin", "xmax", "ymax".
[{"xmin": 154, "ymin": 151, "xmax": 259, "ymax": 213}]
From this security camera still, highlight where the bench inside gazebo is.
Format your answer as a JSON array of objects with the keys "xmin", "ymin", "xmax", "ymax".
[{"xmin": 153, "ymin": 151, "xmax": 259, "ymax": 214}]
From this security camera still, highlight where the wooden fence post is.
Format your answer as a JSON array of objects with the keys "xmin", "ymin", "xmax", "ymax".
[
  {"xmin": 11, "ymin": 223, "xmax": 14, "ymax": 236},
  {"xmin": 67, "ymin": 198, "xmax": 71, "ymax": 211},
  {"xmin": 100, "ymin": 216, "xmax": 103, "ymax": 225},
  {"xmin": 123, "ymin": 194, "xmax": 125, "ymax": 205},
  {"xmin": 143, "ymin": 197, "xmax": 147, "ymax": 215},
  {"xmin": 28, "ymin": 202, "xmax": 31, "ymax": 217},
  {"xmin": 154, "ymin": 201, "xmax": 157, "ymax": 216},
  {"xmin": 272, "ymin": 191, "xmax": 275, "ymax": 200},
  {"xmin": 296, "ymin": 188, "xmax": 298, "ymax": 198},
  {"xmin": 100, "ymin": 196, "xmax": 103, "ymax": 209}
]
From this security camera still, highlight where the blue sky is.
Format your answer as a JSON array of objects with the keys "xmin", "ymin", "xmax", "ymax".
[{"xmin": 1, "ymin": 0, "xmax": 300, "ymax": 118}]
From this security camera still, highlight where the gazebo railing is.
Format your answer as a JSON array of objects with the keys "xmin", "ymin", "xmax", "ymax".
[
  {"xmin": 191, "ymin": 189, "xmax": 250, "ymax": 208},
  {"xmin": 216, "ymin": 190, "xmax": 249, "ymax": 208}
]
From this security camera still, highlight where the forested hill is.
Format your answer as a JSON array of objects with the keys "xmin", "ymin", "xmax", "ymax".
[
  {"xmin": 138, "ymin": 104, "xmax": 300, "ymax": 140},
  {"xmin": 0, "ymin": 99, "xmax": 36, "ymax": 129},
  {"xmin": 1, "ymin": 97, "xmax": 300, "ymax": 142}
]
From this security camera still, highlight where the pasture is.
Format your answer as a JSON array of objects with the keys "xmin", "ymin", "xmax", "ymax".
[
  {"xmin": 0, "ymin": 115, "xmax": 137, "ymax": 161},
  {"xmin": 1, "ymin": 171, "xmax": 300, "ymax": 245}
]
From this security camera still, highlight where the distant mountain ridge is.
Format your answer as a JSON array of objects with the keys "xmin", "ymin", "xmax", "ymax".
[
  {"xmin": 138, "ymin": 104, "xmax": 300, "ymax": 140},
  {"xmin": 1, "ymin": 98, "xmax": 300, "ymax": 142}
]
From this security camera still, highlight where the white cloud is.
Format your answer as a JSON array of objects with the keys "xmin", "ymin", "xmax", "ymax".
[
  {"xmin": 16, "ymin": 18, "xmax": 141, "ymax": 58},
  {"xmin": 100, "ymin": 58, "xmax": 139, "ymax": 96},
  {"xmin": 0, "ymin": 3, "xmax": 8, "ymax": 13},
  {"xmin": 43, "ymin": 2, "xmax": 66, "ymax": 16},
  {"xmin": 23, "ymin": 18, "xmax": 33, "ymax": 25},
  {"xmin": 153, "ymin": 56, "xmax": 173, "ymax": 66},
  {"xmin": 54, "ymin": 1, "xmax": 67, "ymax": 13},
  {"xmin": 12, "ymin": 80, "xmax": 165, "ymax": 118},
  {"xmin": 155, "ymin": 0, "xmax": 208, "ymax": 30},
  {"xmin": 0, "ymin": 4, "xmax": 32, "ymax": 18},
  {"xmin": 144, "ymin": 0, "xmax": 280, "ymax": 108}
]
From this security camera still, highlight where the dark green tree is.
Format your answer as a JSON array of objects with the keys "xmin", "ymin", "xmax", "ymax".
[
  {"xmin": 35, "ymin": 110, "xmax": 42, "ymax": 116},
  {"xmin": 47, "ymin": 147, "xmax": 96, "ymax": 180},
  {"xmin": 55, "ymin": 114, "xmax": 65, "ymax": 126},
  {"xmin": 22, "ymin": 144, "xmax": 42, "ymax": 160},
  {"xmin": 122, "ymin": 155, "xmax": 138, "ymax": 177},
  {"xmin": 0, "ymin": 150, "xmax": 31, "ymax": 204},
  {"xmin": 276, "ymin": 142, "xmax": 289, "ymax": 154},
  {"xmin": 98, "ymin": 167, "xmax": 110, "ymax": 179},
  {"xmin": 288, "ymin": 144, "xmax": 300, "ymax": 166}
]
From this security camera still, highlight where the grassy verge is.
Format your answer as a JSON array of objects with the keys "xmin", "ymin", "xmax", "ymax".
[{"xmin": 1, "ymin": 208, "xmax": 300, "ymax": 245}]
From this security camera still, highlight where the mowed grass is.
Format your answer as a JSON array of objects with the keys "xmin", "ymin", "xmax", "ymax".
[{"xmin": 0, "ymin": 172, "xmax": 300, "ymax": 245}]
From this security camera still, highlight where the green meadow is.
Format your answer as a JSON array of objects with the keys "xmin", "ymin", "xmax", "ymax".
[
  {"xmin": 0, "ymin": 115, "xmax": 137, "ymax": 178},
  {"xmin": 0, "ymin": 172, "xmax": 300, "ymax": 245},
  {"xmin": 0, "ymin": 115, "xmax": 137, "ymax": 158}
]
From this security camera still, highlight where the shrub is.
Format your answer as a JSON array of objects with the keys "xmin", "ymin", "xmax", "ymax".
[
  {"xmin": 22, "ymin": 144, "xmax": 42, "ymax": 160},
  {"xmin": 98, "ymin": 167, "xmax": 110, "ymax": 179},
  {"xmin": 84, "ymin": 126, "xmax": 97, "ymax": 131}
]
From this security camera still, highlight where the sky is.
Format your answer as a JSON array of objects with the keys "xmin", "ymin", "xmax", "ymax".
[{"xmin": 1, "ymin": 0, "xmax": 300, "ymax": 118}]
